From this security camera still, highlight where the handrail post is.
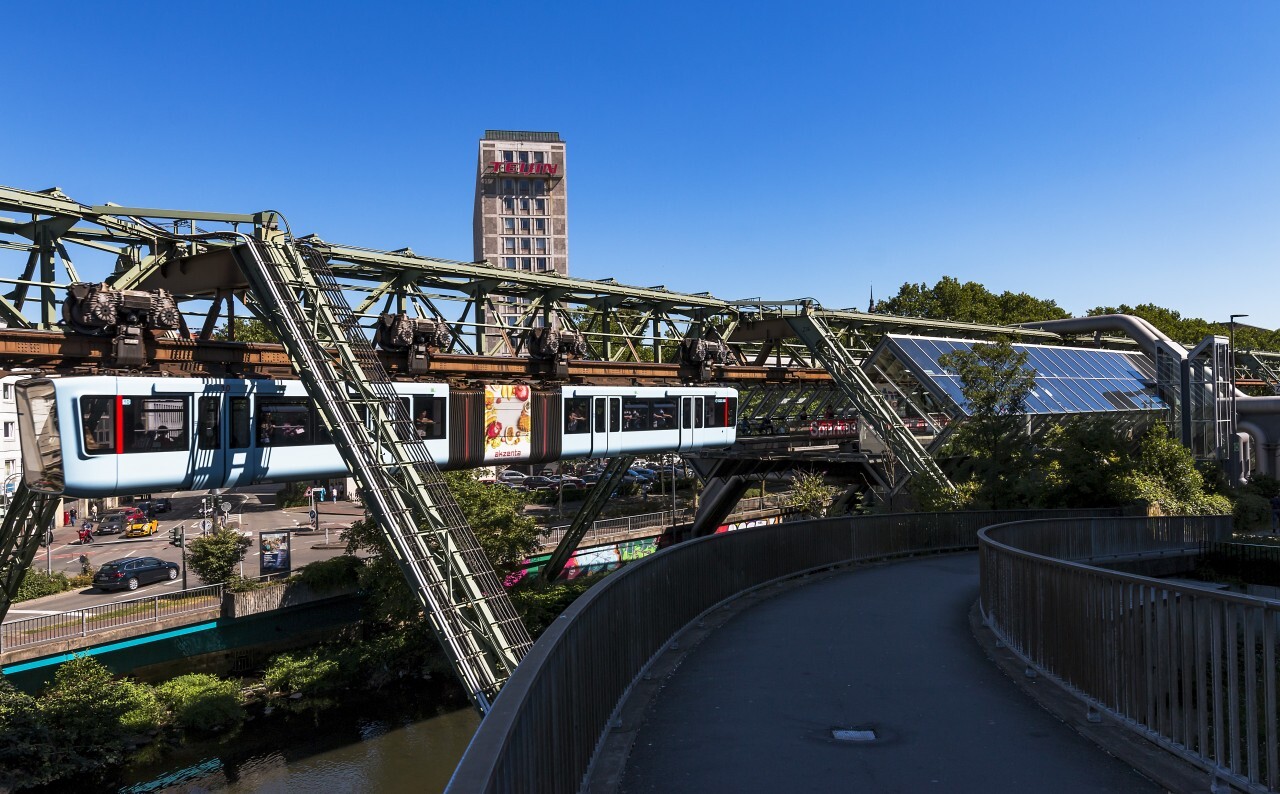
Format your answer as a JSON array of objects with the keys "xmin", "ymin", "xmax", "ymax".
[{"xmin": 81, "ymin": 611, "xmax": 87, "ymax": 637}]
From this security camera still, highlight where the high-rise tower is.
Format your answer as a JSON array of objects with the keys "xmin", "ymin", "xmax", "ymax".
[{"xmin": 473, "ymin": 131, "xmax": 568, "ymax": 354}]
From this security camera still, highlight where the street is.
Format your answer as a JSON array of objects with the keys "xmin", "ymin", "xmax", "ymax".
[{"xmin": 5, "ymin": 486, "xmax": 365, "ymax": 624}]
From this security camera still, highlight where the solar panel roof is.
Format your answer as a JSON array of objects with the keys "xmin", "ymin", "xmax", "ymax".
[{"xmin": 880, "ymin": 335, "xmax": 1167, "ymax": 417}]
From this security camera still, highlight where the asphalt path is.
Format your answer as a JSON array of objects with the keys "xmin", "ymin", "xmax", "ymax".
[{"xmin": 6, "ymin": 487, "xmax": 363, "ymax": 624}]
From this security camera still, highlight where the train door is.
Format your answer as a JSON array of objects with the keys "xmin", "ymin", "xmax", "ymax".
[
  {"xmin": 223, "ymin": 396, "xmax": 253, "ymax": 487},
  {"xmin": 679, "ymin": 395, "xmax": 704, "ymax": 451},
  {"xmin": 591, "ymin": 396, "xmax": 622, "ymax": 456},
  {"xmin": 189, "ymin": 395, "xmax": 222, "ymax": 490}
]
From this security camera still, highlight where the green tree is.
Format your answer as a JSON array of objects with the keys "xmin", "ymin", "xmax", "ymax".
[
  {"xmin": 1034, "ymin": 417, "xmax": 1138, "ymax": 508},
  {"xmin": 937, "ymin": 340, "xmax": 1037, "ymax": 509},
  {"xmin": 212, "ymin": 317, "xmax": 279, "ymax": 343},
  {"xmin": 186, "ymin": 528, "xmax": 253, "ymax": 584},
  {"xmin": 787, "ymin": 471, "xmax": 839, "ymax": 518},
  {"xmin": 876, "ymin": 276, "xmax": 1070, "ymax": 326},
  {"xmin": 344, "ymin": 470, "xmax": 547, "ymax": 627},
  {"xmin": 1115, "ymin": 424, "xmax": 1231, "ymax": 515}
]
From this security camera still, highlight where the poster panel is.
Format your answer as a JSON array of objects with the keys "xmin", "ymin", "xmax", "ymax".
[
  {"xmin": 259, "ymin": 530, "xmax": 292, "ymax": 576},
  {"xmin": 483, "ymin": 384, "xmax": 532, "ymax": 463}
]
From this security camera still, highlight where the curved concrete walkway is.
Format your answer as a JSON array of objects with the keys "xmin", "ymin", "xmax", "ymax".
[{"xmin": 617, "ymin": 553, "xmax": 1162, "ymax": 794}]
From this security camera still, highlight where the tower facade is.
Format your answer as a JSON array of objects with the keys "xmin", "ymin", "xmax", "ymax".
[{"xmin": 473, "ymin": 130, "xmax": 568, "ymax": 354}]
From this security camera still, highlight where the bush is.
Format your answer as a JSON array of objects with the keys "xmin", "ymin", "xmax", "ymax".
[
  {"xmin": 262, "ymin": 650, "xmax": 347, "ymax": 696},
  {"xmin": 299, "ymin": 554, "xmax": 364, "ymax": 593},
  {"xmin": 1235, "ymin": 493, "xmax": 1274, "ymax": 533},
  {"xmin": 155, "ymin": 674, "xmax": 243, "ymax": 732},
  {"xmin": 15, "ymin": 569, "xmax": 70, "ymax": 601},
  {"xmin": 38, "ymin": 655, "xmax": 141, "ymax": 770},
  {"xmin": 118, "ymin": 680, "xmax": 167, "ymax": 735},
  {"xmin": 0, "ymin": 680, "xmax": 63, "ymax": 790}
]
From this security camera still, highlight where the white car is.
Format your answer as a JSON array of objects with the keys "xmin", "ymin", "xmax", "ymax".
[{"xmin": 497, "ymin": 470, "xmax": 528, "ymax": 485}]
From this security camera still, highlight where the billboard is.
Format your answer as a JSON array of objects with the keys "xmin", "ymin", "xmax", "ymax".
[
  {"xmin": 259, "ymin": 530, "xmax": 291, "ymax": 576},
  {"xmin": 484, "ymin": 384, "xmax": 532, "ymax": 462}
]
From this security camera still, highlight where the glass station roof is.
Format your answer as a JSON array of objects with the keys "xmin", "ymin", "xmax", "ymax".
[{"xmin": 880, "ymin": 335, "xmax": 1167, "ymax": 417}]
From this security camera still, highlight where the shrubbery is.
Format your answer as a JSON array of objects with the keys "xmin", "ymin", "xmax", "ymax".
[
  {"xmin": 262, "ymin": 650, "xmax": 346, "ymax": 697},
  {"xmin": 1234, "ymin": 493, "xmax": 1274, "ymax": 533},
  {"xmin": 15, "ymin": 569, "xmax": 71, "ymax": 601},
  {"xmin": 298, "ymin": 554, "xmax": 364, "ymax": 593},
  {"xmin": 155, "ymin": 673, "xmax": 244, "ymax": 732}
]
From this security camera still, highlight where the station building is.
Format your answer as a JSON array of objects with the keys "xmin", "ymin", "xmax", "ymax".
[{"xmin": 472, "ymin": 130, "xmax": 568, "ymax": 353}]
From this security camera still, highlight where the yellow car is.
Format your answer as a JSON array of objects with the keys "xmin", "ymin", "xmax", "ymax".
[{"xmin": 124, "ymin": 519, "xmax": 159, "ymax": 538}]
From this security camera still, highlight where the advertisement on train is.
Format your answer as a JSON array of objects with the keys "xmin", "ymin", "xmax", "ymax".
[{"xmin": 484, "ymin": 384, "xmax": 532, "ymax": 462}]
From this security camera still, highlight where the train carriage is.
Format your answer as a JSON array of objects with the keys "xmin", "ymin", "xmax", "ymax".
[{"xmin": 15, "ymin": 377, "xmax": 736, "ymax": 497}]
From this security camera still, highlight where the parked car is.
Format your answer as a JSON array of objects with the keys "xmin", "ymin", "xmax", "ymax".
[
  {"xmin": 93, "ymin": 557, "xmax": 179, "ymax": 591},
  {"xmin": 152, "ymin": 498, "xmax": 172, "ymax": 513},
  {"xmin": 557, "ymin": 476, "xmax": 586, "ymax": 489},
  {"xmin": 124, "ymin": 518, "xmax": 160, "ymax": 538},
  {"xmin": 522, "ymin": 476, "xmax": 558, "ymax": 492},
  {"xmin": 582, "ymin": 473, "xmax": 602, "ymax": 485},
  {"xmin": 497, "ymin": 470, "xmax": 528, "ymax": 485}
]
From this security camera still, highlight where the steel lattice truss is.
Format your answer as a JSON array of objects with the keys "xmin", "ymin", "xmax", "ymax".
[{"xmin": 0, "ymin": 185, "xmax": 1059, "ymax": 369}]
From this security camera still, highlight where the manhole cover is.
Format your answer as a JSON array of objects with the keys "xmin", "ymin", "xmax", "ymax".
[{"xmin": 832, "ymin": 728, "xmax": 878, "ymax": 743}]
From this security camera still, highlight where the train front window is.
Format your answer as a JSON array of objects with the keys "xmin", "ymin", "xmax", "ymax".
[
  {"xmin": 15, "ymin": 380, "xmax": 63, "ymax": 494},
  {"xmin": 122, "ymin": 397, "xmax": 189, "ymax": 453},
  {"xmin": 706, "ymin": 396, "xmax": 737, "ymax": 428},
  {"xmin": 81, "ymin": 396, "xmax": 115, "ymax": 455}
]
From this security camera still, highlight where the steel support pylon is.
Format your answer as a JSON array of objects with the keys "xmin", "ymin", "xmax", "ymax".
[
  {"xmin": 537, "ymin": 455, "xmax": 635, "ymax": 584},
  {"xmin": 784, "ymin": 307, "xmax": 953, "ymax": 493},
  {"xmin": 227, "ymin": 233, "xmax": 531, "ymax": 713},
  {"xmin": 0, "ymin": 482, "xmax": 58, "ymax": 623}
]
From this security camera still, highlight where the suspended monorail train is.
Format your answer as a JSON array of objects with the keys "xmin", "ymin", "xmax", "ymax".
[{"xmin": 14, "ymin": 377, "xmax": 737, "ymax": 497}]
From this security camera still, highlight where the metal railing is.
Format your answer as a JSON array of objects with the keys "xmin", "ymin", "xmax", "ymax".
[
  {"xmin": 448, "ymin": 508, "xmax": 1113, "ymax": 794},
  {"xmin": 0, "ymin": 583, "xmax": 223, "ymax": 653},
  {"xmin": 976, "ymin": 516, "xmax": 1280, "ymax": 792}
]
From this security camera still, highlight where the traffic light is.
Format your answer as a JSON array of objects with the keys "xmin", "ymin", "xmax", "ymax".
[{"xmin": 170, "ymin": 526, "xmax": 183, "ymax": 546}]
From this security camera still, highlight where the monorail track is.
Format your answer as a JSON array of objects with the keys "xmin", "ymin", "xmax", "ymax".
[{"xmin": 0, "ymin": 328, "xmax": 834, "ymax": 385}]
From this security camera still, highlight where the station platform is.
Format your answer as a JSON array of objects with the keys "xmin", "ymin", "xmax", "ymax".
[{"xmin": 609, "ymin": 554, "xmax": 1169, "ymax": 794}]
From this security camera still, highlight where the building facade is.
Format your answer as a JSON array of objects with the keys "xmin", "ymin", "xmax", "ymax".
[{"xmin": 472, "ymin": 130, "xmax": 568, "ymax": 354}]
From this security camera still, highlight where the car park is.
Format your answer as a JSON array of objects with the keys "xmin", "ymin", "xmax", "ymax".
[{"xmin": 92, "ymin": 557, "xmax": 179, "ymax": 591}]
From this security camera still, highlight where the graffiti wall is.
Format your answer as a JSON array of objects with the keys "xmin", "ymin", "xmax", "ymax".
[{"xmin": 505, "ymin": 537, "xmax": 660, "ymax": 585}]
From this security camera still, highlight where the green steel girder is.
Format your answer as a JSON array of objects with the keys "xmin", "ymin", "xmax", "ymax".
[
  {"xmin": 0, "ymin": 482, "xmax": 59, "ymax": 623},
  {"xmin": 537, "ymin": 455, "xmax": 636, "ymax": 584}
]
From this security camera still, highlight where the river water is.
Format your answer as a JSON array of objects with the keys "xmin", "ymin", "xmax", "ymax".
[{"xmin": 116, "ymin": 700, "xmax": 479, "ymax": 794}]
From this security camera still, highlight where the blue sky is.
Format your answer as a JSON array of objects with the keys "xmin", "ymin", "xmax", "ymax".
[{"xmin": 4, "ymin": 1, "xmax": 1278, "ymax": 329}]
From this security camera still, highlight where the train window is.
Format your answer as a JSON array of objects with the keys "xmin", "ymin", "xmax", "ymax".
[
  {"xmin": 651, "ymin": 401, "xmax": 676, "ymax": 430},
  {"xmin": 81, "ymin": 396, "xmax": 115, "ymax": 455},
  {"xmin": 706, "ymin": 397, "xmax": 737, "ymax": 428},
  {"xmin": 197, "ymin": 397, "xmax": 220, "ymax": 450},
  {"xmin": 610, "ymin": 400, "xmax": 621, "ymax": 432},
  {"xmin": 230, "ymin": 397, "xmax": 251, "ymax": 449},
  {"xmin": 122, "ymin": 397, "xmax": 189, "ymax": 453},
  {"xmin": 594, "ymin": 399, "xmax": 606, "ymax": 433},
  {"xmin": 565, "ymin": 398, "xmax": 590, "ymax": 434},
  {"xmin": 681, "ymin": 399, "xmax": 693, "ymax": 430},
  {"xmin": 412, "ymin": 395, "xmax": 446, "ymax": 440},
  {"xmin": 256, "ymin": 398, "xmax": 312, "ymax": 447},
  {"xmin": 622, "ymin": 401, "xmax": 649, "ymax": 432}
]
